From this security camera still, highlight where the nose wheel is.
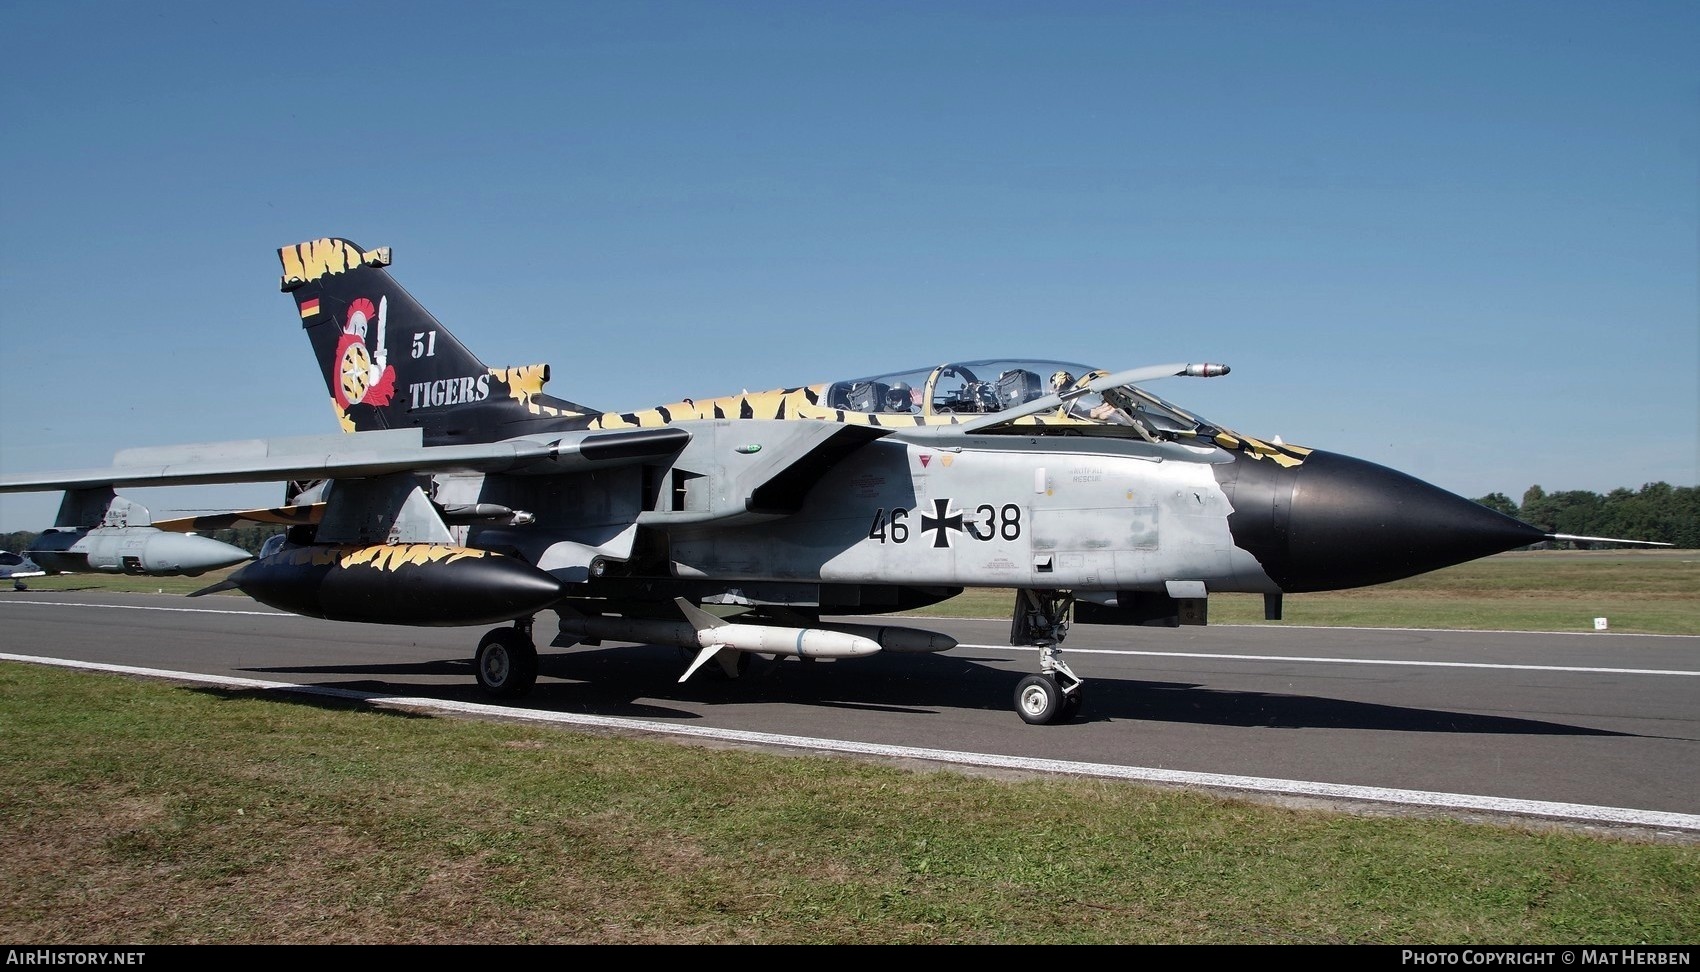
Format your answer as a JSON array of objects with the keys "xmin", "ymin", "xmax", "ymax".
[
  {"xmin": 1010, "ymin": 590, "xmax": 1083, "ymax": 725},
  {"xmin": 1015, "ymin": 672, "xmax": 1082, "ymax": 725}
]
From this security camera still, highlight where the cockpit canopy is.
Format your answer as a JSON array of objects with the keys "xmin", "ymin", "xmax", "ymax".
[
  {"xmin": 824, "ymin": 358, "xmax": 1219, "ymax": 440},
  {"xmin": 825, "ymin": 358, "xmax": 1066, "ymax": 415}
]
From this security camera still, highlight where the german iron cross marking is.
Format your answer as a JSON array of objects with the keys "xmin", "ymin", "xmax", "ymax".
[{"xmin": 921, "ymin": 498, "xmax": 964, "ymax": 548}]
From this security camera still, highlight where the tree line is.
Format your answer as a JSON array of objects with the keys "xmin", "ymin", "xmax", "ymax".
[{"xmin": 1473, "ymin": 482, "xmax": 1697, "ymax": 549}]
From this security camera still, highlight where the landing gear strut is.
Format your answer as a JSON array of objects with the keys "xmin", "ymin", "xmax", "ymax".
[
  {"xmin": 1010, "ymin": 590, "xmax": 1081, "ymax": 725},
  {"xmin": 475, "ymin": 617, "xmax": 538, "ymax": 699}
]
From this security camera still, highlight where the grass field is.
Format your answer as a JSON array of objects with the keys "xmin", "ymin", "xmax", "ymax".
[
  {"xmin": 1, "ymin": 663, "xmax": 1695, "ymax": 945},
  {"xmin": 902, "ymin": 549, "xmax": 1700, "ymax": 635},
  {"xmin": 2, "ymin": 548, "xmax": 1695, "ymax": 944}
]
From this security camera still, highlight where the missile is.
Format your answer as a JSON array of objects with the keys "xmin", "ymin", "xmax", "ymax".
[
  {"xmin": 803, "ymin": 622, "xmax": 956, "ymax": 654},
  {"xmin": 554, "ymin": 598, "xmax": 894, "ymax": 682},
  {"xmin": 555, "ymin": 606, "xmax": 954, "ymax": 656},
  {"xmin": 27, "ymin": 527, "xmax": 251, "ymax": 577},
  {"xmin": 737, "ymin": 607, "xmax": 959, "ymax": 654},
  {"xmin": 212, "ymin": 543, "xmax": 564, "ymax": 626},
  {"xmin": 439, "ymin": 503, "xmax": 535, "ymax": 525}
]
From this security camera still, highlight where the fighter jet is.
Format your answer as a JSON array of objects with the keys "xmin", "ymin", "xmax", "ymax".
[
  {"xmin": 1, "ymin": 550, "xmax": 46, "ymax": 591},
  {"xmin": 0, "ymin": 237, "xmax": 1663, "ymax": 724},
  {"xmin": 8, "ymin": 492, "xmax": 251, "ymax": 583}
]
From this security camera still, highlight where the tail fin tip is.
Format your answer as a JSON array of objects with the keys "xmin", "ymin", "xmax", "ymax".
[{"xmin": 278, "ymin": 237, "xmax": 390, "ymax": 292}]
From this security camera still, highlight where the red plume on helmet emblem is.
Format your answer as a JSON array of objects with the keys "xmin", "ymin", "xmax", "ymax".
[{"xmin": 333, "ymin": 297, "xmax": 397, "ymax": 408}]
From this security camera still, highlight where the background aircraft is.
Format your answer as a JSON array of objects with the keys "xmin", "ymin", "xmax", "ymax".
[
  {"xmin": 1, "ymin": 550, "xmax": 46, "ymax": 591},
  {"xmin": 0, "ymin": 237, "xmax": 1662, "ymax": 724}
]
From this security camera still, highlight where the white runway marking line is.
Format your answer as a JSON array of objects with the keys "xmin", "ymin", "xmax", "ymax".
[
  {"xmin": 897, "ymin": 614, "xmax": 1699, "ymax": 639},
  {"xmin": 4, "ymin": 600, "xmax": 1696, "ymax": 676},
  {"xmin": 3, "ymin": 652, "xmax": 1698, "ymax": 836},
  {"xmin": 1234, "ymin": 623, "xmax": 1697, "ymax": 639},
  {"xmin": 0, "ymin": 599, "xmax": 286, "ymax": 617},
  {"xmin": 960, "ymin": 644, "xmax": 1700, "ymax": 677}
]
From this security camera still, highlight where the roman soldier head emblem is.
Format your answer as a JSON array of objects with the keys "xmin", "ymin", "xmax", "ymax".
[{"xmin": 333, "ymin": 296, "xmax": 396, "ymax": 408}]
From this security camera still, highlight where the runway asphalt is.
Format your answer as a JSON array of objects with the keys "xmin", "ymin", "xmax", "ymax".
[{"xmin": 3, "ymin": 589, "xmax": 1697, "ymax": 840}]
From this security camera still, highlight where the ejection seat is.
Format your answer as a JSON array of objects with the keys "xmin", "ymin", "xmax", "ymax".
[{"xmin": 995, "ymin": 369, "xmax": 1043, "ymax": 410}]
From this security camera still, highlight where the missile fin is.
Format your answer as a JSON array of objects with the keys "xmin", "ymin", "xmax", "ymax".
[
  {"xmin": 680, "ymin": 643, "xmax": 734, "ymax": 683},
  {"xmin": 675, "ymin": 596, "xmax": 728, "ymax": 630}
]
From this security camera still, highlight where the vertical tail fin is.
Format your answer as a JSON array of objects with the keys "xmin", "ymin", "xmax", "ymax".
[{"xmin": 278, "ymin": 238, "xmax": 594, "ymax": 444}]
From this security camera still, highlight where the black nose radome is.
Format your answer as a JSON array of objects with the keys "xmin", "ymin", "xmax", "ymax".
[{"xmin": 1216, "ymin": 450, "xmax": 1546, "ymax": 593}]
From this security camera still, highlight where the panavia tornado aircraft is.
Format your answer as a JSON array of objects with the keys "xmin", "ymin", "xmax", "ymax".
[
  {"xmin": 0, "ymin": 237, "xmax": 1662, "ymax": 724},
  {"xmin": 1, "ymin": 550, "xmax": 46, "ymax": 591}
]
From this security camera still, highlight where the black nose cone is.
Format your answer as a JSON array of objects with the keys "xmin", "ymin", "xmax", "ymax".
[{"xmin": 1217, "ymin": 451, "xmax": 1546, "ymax": 593}]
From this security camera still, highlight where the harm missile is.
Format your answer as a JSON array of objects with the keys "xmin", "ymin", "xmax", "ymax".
[
  {"xmin": 554, "ymin": 597, "xmax": 896, "ymax": 682},
  {"xmin": 558, "ymin": 607, "xmax": 956, "ymax": 656},
  {"xmin": 203, "ymin": 543, "xmax": 564, "ymax": 626},
  {"xmin": 759, "ymin": 612, "xmax": 959, "ymax": 654},
  {"xmin": 796, "ymin": 622, "xmax": 955, "ymax": 654},
  {"xmin": 27, "ymin": 526, "xmax": 251, "ymax": 577}
]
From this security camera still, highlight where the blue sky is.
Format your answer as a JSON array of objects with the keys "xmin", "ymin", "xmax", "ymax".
[{"xmin": 2, "ymin": 0, "xmax": 1696, "ymax": 532}]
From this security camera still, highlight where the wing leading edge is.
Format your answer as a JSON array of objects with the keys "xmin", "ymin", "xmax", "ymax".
[{"xmin": 0, "ymin": 427, "xmax": 692, "ymax": 493}]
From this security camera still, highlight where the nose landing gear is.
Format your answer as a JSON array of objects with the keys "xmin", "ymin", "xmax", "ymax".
[{"xmin": 1010, "ymin": 590, "xmax": 1081, "ymax": 725}]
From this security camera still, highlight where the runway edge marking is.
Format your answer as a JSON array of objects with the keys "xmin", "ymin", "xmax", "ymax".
[
  {"xmin": 4, "ymin": 652, "xmax": 1697, "ymax": 835},
  {"xmin": 961, "ymin": 644, "xmax": 1700, "ymax": 677}
]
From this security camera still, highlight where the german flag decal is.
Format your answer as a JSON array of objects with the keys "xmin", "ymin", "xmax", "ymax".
[{"xmin": 299, "ymin": 298, "xmax": 320, "ymax": 319}]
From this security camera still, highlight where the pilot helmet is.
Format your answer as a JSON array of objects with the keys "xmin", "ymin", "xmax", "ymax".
[
  {"xmin": 886, "ymin": 381, "xmax": 913, "ymax": 409},
  {"xmin": 1050, "ymin": 370, "xmax": 1074, "ymax": 391}
]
